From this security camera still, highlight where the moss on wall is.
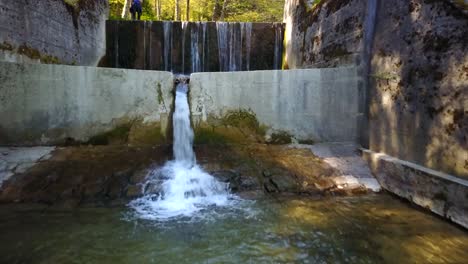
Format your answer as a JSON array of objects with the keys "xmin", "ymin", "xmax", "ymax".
[
  {"xmin": 0, "ymin": 41, "xmax": 14, "ymax": 51},
  {"xmin": 86, "ymin": 119, "xmax": 169, "ymax": 146},
  {"xmin": 87, "ymin": 123, "xmax": 133, "ymax": 145},
  {"xmin": 269, "ymin": 131, "xmax": 293, "ymax": 145},
  {"xmin": 16, "ymin": 44, "xmax": 61, "ymax": 64},
  {"xmin": 193, "ymin": 109, "xmax": 269, "ymax": 145}
]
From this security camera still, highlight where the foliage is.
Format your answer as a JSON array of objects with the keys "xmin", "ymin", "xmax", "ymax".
[{"xmin": 109, "ymin": 0, "xmax": 284, "ymax": 22}]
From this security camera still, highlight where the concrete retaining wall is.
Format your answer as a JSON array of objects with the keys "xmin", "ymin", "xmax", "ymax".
[
  {"xmin": 283, "ymin": 0, "xmax": 468, "ymax": 178},
  {"xmin": 0, "ymin": 62, "xmax": 174, "ymax": 146},
  {"xmin": 0, "ymin": 0, "xmax": 108, "ymax": 66},
  {"xmin": 362, "ymin": 148, "xmax": 468, "ymax": 229},
  {"xmin": 190, "ymin": 67, "xmax": 362, "ymax": 142}
]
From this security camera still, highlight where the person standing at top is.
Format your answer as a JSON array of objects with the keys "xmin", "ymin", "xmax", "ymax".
[{"xmin": 130, "ymin": 0, "xmax": 142, "ymax": 20}]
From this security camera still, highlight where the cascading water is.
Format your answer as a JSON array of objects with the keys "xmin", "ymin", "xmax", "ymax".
[
  {"xmin": 112, "ymin": 21, "xmax": 284, "ymax": 73},
  {"xmin": 245, "ymin": 23, "xmax": 252, "ymax": 71},
  {"xmin": 216, "ymin": 22, "xmax": 253, "ymax": 72},
  {"xmin": 217, "ymin": 22, "xmax": 230, "ymax": 72},
  {"xmin": 163, "ymin": 21, "xmax": 172, "ymax": 72},
  {"xmin": 129, "ymin": 78, "xmax": 233, "ymax": 220},
  {"xmin": 273, "ymin": 23, "xmax": 284, "ymax": 70}
]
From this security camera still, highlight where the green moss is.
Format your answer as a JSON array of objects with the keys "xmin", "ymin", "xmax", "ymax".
[
  {"xmin": 269, "ymin": 131, "xmax": 292, "ymax": 145},
  {"xmin": 87, "ymin": 123, "xmax": 133, "ymax": 145},
  {"xmin": 0, "ymin": 41, "xmax": 14, "ymax": 51},
  {"xmin": 63, "ymin": 0, "xmax": 79, "ymax": 8},
  {"xmin": 17, "ymin": 44, "xmax": 61, "ymax": 64},
  {"xmin": 41, "ymin": 55, "xmax": 61, "ymax": 64},
  {"xmin": 194, "ymin": 128, "xmax": 227, "ymax": 145},
  {"xmin": 18, "ymin": 44, "xmax": 41, "ymax": 60},
  {"xmin": 129, "ymin": 122, "xmax": 167, "ymax": 145},
  {"xmin": 221, "ymin": 109, "xmax": 266, "ymax": 136},
  {"xmin": 157, "ymin": 83, "xmax": 165, "ymax": 105}
]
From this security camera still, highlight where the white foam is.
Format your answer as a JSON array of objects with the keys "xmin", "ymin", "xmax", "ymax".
[{"xmin": 129, "ymin": 81, "xmax": 237, "ymax": 220}]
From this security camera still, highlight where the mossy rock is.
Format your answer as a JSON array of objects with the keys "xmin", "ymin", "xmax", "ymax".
[
  {"xmin": 268, "ymin": 131, "xmax": 293, "ymax": 145},
  {"xmin": 194, "ymin": 127, "xmax": 227, "ymax": 145},
  {"xmin": 87, "ymin": 123, "xmax": 133, "ymax": 145},
  {"xmin": 194, "ymin": 109, "xmax": 268, "ymax": 145},
  {"xmin": 128, "ymin": 122, "xmax": 167, "ymax": 145}
]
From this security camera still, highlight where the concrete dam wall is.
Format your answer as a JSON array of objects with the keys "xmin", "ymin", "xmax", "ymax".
[
  {"xmin": 102, "ymin": 21, "xmax": 285, "ymax": 74},
  {"xmin": 0, "ymin": 61, "xmax": 173, "ymax": 146},
  {"xmin": 0, "ymin": 62, "xmax": 359, "ymax": 145},
  {"xmin": 190, "ymin": 67, "xmax": 361, "ymax": 143}
]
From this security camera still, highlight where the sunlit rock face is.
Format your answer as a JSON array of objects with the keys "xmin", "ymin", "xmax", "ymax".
[{"xmin": 0, "ymin": 0, "xmax": 108, "ymax": 66}]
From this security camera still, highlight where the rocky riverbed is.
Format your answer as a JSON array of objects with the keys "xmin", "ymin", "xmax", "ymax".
[{"xmin": 0, "ymin": 143, "xmax": 380, "ymax": 207}]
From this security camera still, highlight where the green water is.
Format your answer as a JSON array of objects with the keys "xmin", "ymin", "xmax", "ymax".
[{"xmin": 0, "ymin": 194, "xmax": 467, "ymax": 264}]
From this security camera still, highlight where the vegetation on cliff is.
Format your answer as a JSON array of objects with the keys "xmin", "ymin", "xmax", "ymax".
[{"xmin": 109, "ymin": 0, "xmax": 284, "ymax": 22}]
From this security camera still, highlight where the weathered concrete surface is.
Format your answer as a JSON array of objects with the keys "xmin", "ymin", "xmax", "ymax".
[
  {"xmin": 298, "ymin": 143, "xmax": 381, "ymax": 191},
  {"xmin": 0, "ymin": 147, "xmax": 55, "ymax": 188},
  {"xmin": 0, "ymin": 61, "xmax": 174, "ymax": 146},
  {"xmin": 362, "ymin": 148, "xmax": 468, "ymax": 229},
  {"xmin": 0, "ymin": 0, "xmax": 108, "ymax": 66},
  {"xmin": 190, "ymin": 67, "xmax": 362, "ymax": 143},
  {"xmin": 368, "ymin": 0, "xmax": 468, "ymax": 178},
  {"xmin": 103, "ymin": 21, "xmax": 284, "ymax": 73}
]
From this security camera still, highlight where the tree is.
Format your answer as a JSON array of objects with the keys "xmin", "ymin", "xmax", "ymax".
[
  {"xmin": 212, "ymin": 0, "xmax": 222, "ymax": 21},
  {"xmin": 220, "ymin": 0, "xmax": 229, "ymax": 21},
  {"xmin": 186, "ymin": 0, "xmax": 190, "ymax": 21},
  {"xmin": 175, "ymin": 0, "xmax": 181, "ymax": 20},
  {"xmin": 122, "ymin": 0, "xmax": 131, "ymax": 19},
  {"xmin": 155, "ymin": 0, "xmax": 162, "ymax": 20},
  {"xmin": 110, "ymin": 0, "xmax": 284, "ymax": 22}
]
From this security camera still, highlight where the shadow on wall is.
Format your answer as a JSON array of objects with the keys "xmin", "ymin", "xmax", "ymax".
[{"xmin": 368, "ymin": 0, "xmax": 468, "ymax": 178}]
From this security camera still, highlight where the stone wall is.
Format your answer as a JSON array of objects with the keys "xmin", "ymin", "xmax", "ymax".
[
  {"xmin": 283, "ymin": 0, "xmax": 367, "ymax": 69},
  {"xmin": 369, "ymin": 0, "xmax": 468, "ymax": 178},
  {"xmin": 102, "ymin": 21, "xmax": 284, "ymax": 73},
  {"xmin": 190, "ymin": 67, "xmax": 362, "ymax": 143},
  {"xmin": 0, "ymin": 61, "xmax": 174, "ymax": 146},
  {"xmin": 283, "ymin": 0, "xmax": 468, "ymax": 178},
  {"xmin": 0, "ymin": 0, "xmax": 108, "ymax": 66}
]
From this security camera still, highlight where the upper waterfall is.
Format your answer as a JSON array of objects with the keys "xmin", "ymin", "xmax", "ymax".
[{"xmin": 105, "ymin": 21, "xmax": 285, "ymax": 73}]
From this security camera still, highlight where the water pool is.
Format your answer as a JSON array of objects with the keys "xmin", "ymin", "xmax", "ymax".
[{"xmin": 0, "ymin": 194, "xmax": 467, "ymax": 264}]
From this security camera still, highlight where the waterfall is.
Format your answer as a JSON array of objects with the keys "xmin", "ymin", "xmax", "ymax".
[
  {"xmin": 157, "ymin": 21, "xmax": 282, "ymax": 73},
  {"xmin": 245, "ymin": 23, "xmax": 252, "ymax": 71},
  {"xmin": 129, "ymin": 78, "xmax": 231, "ymax": 220},
  {"xmin": 217, "ymin": 22, "xmax": 229, "ymax": 71},
  {"xmin": 216, "ymin": 22, "xmax": 253, "ymax": 72},
  {"xmin": 273, "ymin": 23, "xmax": 283, "ymax": 70},
  {"xmin": 190, "ymin": 22, "xmax": 207, "ymax": 73},
  {"xmin": 163, "ymin": 21, "xmax": 172, "ymax": 72},
  {"xmin": 181, "ymin": 22, "xmax": 189, "ymax": 74},
  {"xmin": 172, "ymin": 80, "xmax": 195, "ymax": 165}
]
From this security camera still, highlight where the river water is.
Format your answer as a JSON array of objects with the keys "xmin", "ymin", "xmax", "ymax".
[{"xmin": 0, "ymin": 194, "xmax": 467, "ymax": 263}]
